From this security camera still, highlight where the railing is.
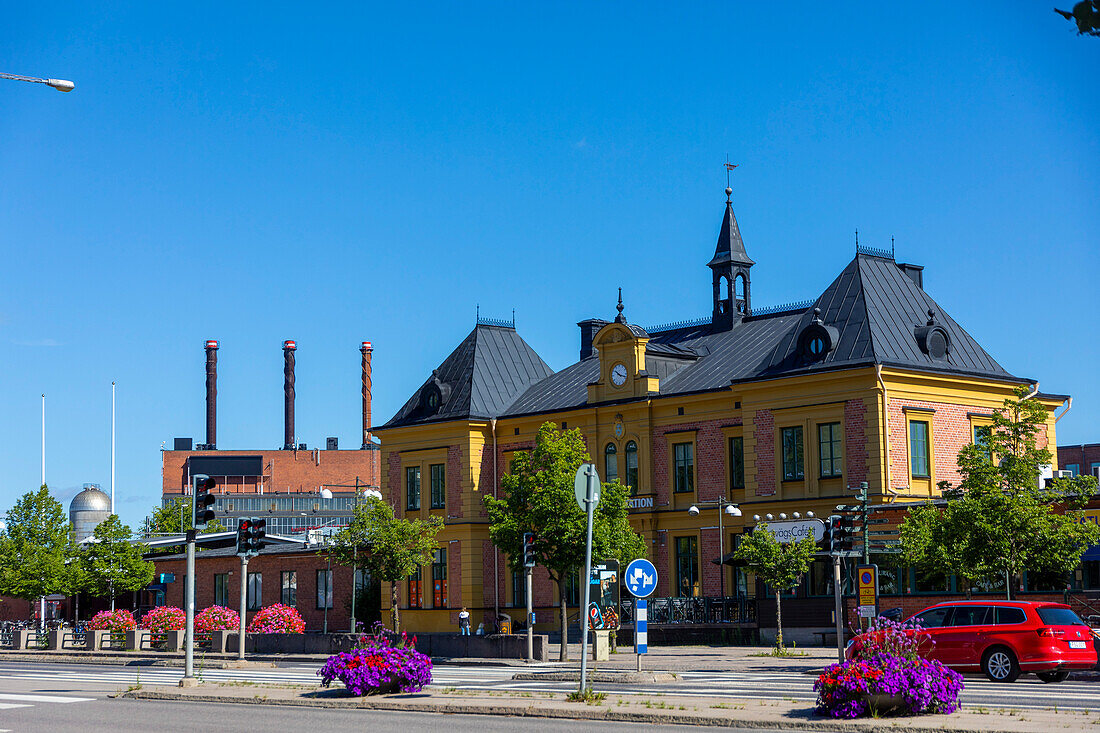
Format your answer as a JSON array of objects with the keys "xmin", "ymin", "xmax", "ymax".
[
  {"xmin": 645, "ymin": 316, "xmax": 712, "ymax": 334},
  {"xmin": 102, "ymin": 632, "xmax": 127, "ymax": 651},
  {"xmin": 25, "ymin": 631, "xmax": 48, "ymax": 649},
  {"xmin": 620, "ymin": 597, "xmax": 755, "ymax": 626},
  {"xmin": 748, "ymin": 300, "xmax": 815, "ymax": 317},
  {"xmin": 0, "ymin": 629, "xmax": 13, "ymax": 648},
  {"xmin": 856, "ymin": 242, "xmax": 894, "ymax": 259},
  {"xmin": 62, "ymin": 630, "xmax": 86, "ymax": 648}
]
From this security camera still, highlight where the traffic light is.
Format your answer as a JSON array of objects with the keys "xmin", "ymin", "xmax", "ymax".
[
  {"xmin": 248, "ymin": 517, "xmax": 267, "ymax": 553},
  {"xmin": 832, "ymin": 515, "xmax": 856, "ymax": 553},
  {"xmin": 236, "ymin": 518, "xmax": 252, "ymax": 554},
  {"xmin": 193, "ymin": 474, "xmax": 216, "ymax": 527},
  {"xmin": 522, "ymin": 532, "xmax": 536, "ymax": 568}
]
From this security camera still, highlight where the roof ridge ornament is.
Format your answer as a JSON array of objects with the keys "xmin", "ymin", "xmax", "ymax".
[
  {"xmin": 614, "ymin": 287, "xmax": 627, "ymax": 324},
  {"xmin": 927, "ymin": 309, "xmax": 936, "ymax": 326}
]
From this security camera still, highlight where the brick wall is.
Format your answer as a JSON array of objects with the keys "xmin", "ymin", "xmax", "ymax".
[
  {"xmin": 153, "ymin": 549, "xmax": 352, "ymax": 632},
  {"xmin": 888, "ymin": 399, "xmax": 990, "ymax": 489},
  {"xmin": 447, "ymin": 445, "xmax": 463, "ymax": 518},
  {"xmin": 1059, "ymin": 445, "xmax": 1100, "ymax": 475},
  {"xmin": 655, "ymin": 530, "xmax": 670, "ymax": 596},
  {"xmin": 844, "ymin": 399, "xmax": 869, "ymax": 485},
  {"xmin": 754, "ymin": 409, "xmax": 775, "ymax": 496},
  {"xmin": 701, "ymin": 528, "xmax": 721, "ymax": 596},
  {"xmin": 447, "ymin": 540, "xmax": 461, "ymax": 609},
  {"xmin": 162, "ymin": 449, "xmax": 378, "ymax": 497},
  {"xmin": 387, "ymin": 450, "xmax": 402, "ymax": 512}
]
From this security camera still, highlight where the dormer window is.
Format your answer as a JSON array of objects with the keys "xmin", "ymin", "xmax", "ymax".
[
  {"xmin": 914, "ymin": 309, "xmax": 950, "ymax": 361},
  {"xmin": 798, "ymin": 309, "xmax": 839, "ymax": 362}
]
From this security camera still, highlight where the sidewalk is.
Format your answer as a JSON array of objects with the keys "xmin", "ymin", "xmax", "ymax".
[{"xmin": 120, "ymin": 683, "xmax": 1100, "ymax": 732}]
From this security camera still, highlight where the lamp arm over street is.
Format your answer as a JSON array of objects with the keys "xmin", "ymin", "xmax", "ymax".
[{"xmin": 1, "ymin": 72, "xmax": 75, "ymax": 91}]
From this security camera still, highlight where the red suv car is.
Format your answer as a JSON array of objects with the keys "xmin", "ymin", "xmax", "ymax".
[{"xmin": 847, "ymin": 601, "xmax": 1099, "ymax": 683}]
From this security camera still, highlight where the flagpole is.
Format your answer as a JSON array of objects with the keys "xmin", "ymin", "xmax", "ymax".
[
  {"xmin": 111, "ymin": 381, "xmax": 116, "ymax": 514},
  {"xmin": 41, "ymin": 394, "xmax": 46, "ymax": 487}
]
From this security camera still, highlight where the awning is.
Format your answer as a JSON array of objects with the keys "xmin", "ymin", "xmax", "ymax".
[{"xmin": 712, "ymin": 551, "xmax": 748, "ymax": 567}]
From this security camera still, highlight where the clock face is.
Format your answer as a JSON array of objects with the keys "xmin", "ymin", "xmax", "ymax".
[{"xmin": 611, "ymin": 363, "xmax": 628, "ymax": 387}]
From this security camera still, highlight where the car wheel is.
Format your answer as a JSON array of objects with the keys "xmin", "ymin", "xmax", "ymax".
[
  {"xmin": 982, "ymin": 647, "xmax": 1020, "ymax": 683},
  {"xmin": 1036, "ymin": 670, "xmax": 1070, "ymax": 683}
]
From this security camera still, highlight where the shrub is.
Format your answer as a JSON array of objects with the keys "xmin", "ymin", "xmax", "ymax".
[
  {"xmin": 85, "ymin": 609, "xmax": 136, "ymax": 633},
  {"xmin": 318, "ymin": 623, "xmax": 432, "ymax": 695},
  {"xmin": 195, "ymin": 605, "xmax": 241, "ymax": 633},
  {"xmin": 246, "ymin": 603, "xmax": 305, "ymax": 633},
  {"xmin": 140, "ymin": 606, "xmax": 186, "ymax": 632}
]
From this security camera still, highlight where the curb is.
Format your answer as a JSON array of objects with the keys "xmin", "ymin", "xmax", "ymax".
[
  {"xmin": 511, "ymin": 671, "xmax": 676, "ymax": 683},
  {"xmin": 116, "ymin": 689, "xmax": 1040, "ymax": 733}
]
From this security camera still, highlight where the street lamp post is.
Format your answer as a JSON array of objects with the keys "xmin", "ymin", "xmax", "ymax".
[
  {"xmin": 1, "ymin": 72, "xmax": 75, "ymax": 91},
  {"xmin": 687, "ymin": 498, "xmax": 742, "ymax": 617},
  {"xmin": 320, "ymin": 479, "xmax": 383, "ymax": 632}
]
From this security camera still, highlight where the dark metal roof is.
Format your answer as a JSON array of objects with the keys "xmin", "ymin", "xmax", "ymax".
[
  {"xmin": 707, "ymin": 198, "xmax": 754, "ymax": 268},
  {"xmin": 384, "ymin": 252, "xmax": 1023, "ymax": 426},
  {"xmin": 380, "ymin": 324, "xmax": 554, "ymax": 429},
  {"xmin": 760, "ymin": 253, "xmax": 1012, "ymax": 380}
]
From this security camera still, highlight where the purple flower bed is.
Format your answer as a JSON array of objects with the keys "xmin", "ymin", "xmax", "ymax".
[
  {"xmin": 815, "ymin": 617, "xmax": 964, "ymax": 719},
  {"xmin": 318, "ymin": 623, "xmax": 432, "ymax": 695}
]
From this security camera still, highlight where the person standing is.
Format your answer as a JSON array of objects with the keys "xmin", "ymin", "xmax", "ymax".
[{"xmin": 458, "ymin": 607, "xmax": 471, "ymax": 635}]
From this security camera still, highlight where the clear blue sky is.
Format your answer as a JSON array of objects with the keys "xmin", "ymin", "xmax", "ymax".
[{"xmin": 2, "ymin": 2, "xmax": 1097, "ymax": 531}]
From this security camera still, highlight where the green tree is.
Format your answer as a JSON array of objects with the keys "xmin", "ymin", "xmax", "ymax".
[
  {"xmin": 80, "ymin": 515, "xmax": 155, "ymax": 610},
  {"xmin": 0, "ymin": 486, "xmax": 83, "ymax": 608},
  {"xmin": 731, "ymin": 524, "xmax": 817, "ymax": 650},
  {"xmin": 140, "ymin": 497, "xmax": 225, "ymax": 537},
  {"xmin": 483, "ymin": 422, "xmax": 647, "ymax": 661},
  {"xmin": 1056, "ymin": 2, "xmax": 1100, "ymax": 36},
  {"xmin": 327, "ymin": 497, "xmax": 443, "ymax": 634},
  {"xmin": 900, "ymin": 386, "xmax": 1100, "ymax": 599}
]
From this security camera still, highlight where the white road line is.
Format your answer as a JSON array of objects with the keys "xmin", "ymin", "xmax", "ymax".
[
  {"xmin": 0, "ymin": 694, "xmax": 94, "ymax": 704},
  {"xmin": 0, "ymin": 705, "xmax": 31, "ymax": 710}
]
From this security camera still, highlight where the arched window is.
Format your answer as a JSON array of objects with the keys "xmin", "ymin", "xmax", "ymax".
[
  {"xmin": 625, "ymin": 441, "xmax": 639, "ymax": 495},
  {"xmin": 604, "ymin": 443, "xmax": 618, "ymax": 484},
  {"xmin": 720, "ymin": 275, "xmax": 730, "ymax": 301}
]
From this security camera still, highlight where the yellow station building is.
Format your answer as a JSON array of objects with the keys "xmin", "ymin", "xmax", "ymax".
[{"xmin": 374, "ymin": 187, "xmax": 1067, "ymax": 638}]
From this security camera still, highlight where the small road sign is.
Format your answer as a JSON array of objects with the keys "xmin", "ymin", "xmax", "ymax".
[
  {"xmin": 624, "ymin": 558, "xmax": 658, "ymax": 598},
  {"xmin": 574, "ymin": 463, "xmax": 601, "ymax": 512}
]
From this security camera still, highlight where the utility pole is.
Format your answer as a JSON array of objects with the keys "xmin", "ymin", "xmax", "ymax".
[
  {"xmin": 860, "ymin": 482, "xmax": 870, "ymax": 565},
  {"xmin": 239, "ymin": 554, "xmax": 248, "ymax": 660}
]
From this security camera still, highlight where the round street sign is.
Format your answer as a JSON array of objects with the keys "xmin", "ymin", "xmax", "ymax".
[
  {"xmin": 574, "ymin": 463, "xmax": 601, "ymax": 512},
  {"xmin": 624, "ymin": 558, "xmax": 658, "ymax": 598}
]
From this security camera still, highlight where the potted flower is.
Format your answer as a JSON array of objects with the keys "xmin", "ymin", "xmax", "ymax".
[
  {"xmin": 318, "ymin": 623, "xmax": 432, "ymax": 695},
  {"xmin": 85, "ymin": 609, "xmax": 137, "ymax": 649},
  {"xmin": 246, "ymin": 604, "xmax": 305, "ymax": 634},
  {"xmin": 814, "ymin": 618, "xmax": 964, "ymax": 718},
  {"xmin": 195, "ymin": 605, "xmax": 241, "ymax": 633}
]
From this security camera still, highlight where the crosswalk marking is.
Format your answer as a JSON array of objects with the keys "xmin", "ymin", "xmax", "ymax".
[
  {"xmin": 0, "ymin": 705, "xmax": 31, "ymax": 711},
  {"xmin": 0, "ymin": 693, "xmax": 94, "ymax": 704}
]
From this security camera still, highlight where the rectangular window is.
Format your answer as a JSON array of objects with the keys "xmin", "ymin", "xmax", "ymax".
[
  {"xmin": 1065, "ymin": 464, "xmax": 1080, "ymax": 476},
  {"xmin": 280, "ymin": 571, "xmax": 297, "ymax": 606},
  {"xmin": 1092, "ymin": 462, "xmax": 1100, "ymax": 477},
  {"xmin": 729, "ymin": 436, "xmax": 745, "ymax": 491},
  {"xmin": 909, "ymin": 421, "xmax": 931, "ymax": 478},
  {"xmin": 673, "ymin": 442, "xmax": 694, "ymax": 493},
  {"xmin": 973, "ymin": 424, "xmax": 992, "ymax": 462},
  {"xmin": 818, "ymin": 423, "xmax": 843, "ymax": 478},
  {"xmin": 781, "ymin": 426, "xmax": 804, "ymax": 481},
  {"xmin": 407, "ymin": 566, "xmax": 422, "ymax": 609},
  {"xmin": 512, "ymin": 569, "xmax": 526, "ymax": 608},
  {"xmin": 406, "ymin": 466, "xmax": 421, "ymax": 510},
  {"xmin": 213, "ymin": 573, "xmax": 229, "ymax": 607},
  {"xmin": 429, "ymin": 463, "xmax": 446, "ymax": 509},
  {"xmin": 431, "ymin": 548, "xmax": 448, "ymax": 608},
  {"xmin": 675, "ymin": 536, "xmax": 699, "ymax": 597},
  {"xmin": 247, "ymin": 572, "xmax": 262, "ymax": 611},
  {"xmin": 316, "ymin": 569, "xmax": 333, "ymax": 609}
]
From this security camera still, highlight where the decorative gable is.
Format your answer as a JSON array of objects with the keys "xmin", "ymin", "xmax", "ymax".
[{"xmin": 586, "ymin": 321, "xmax": 660, "ymax": 404}]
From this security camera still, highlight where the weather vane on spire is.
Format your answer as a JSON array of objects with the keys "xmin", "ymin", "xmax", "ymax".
[{"xmin": 725, "ymin": 158, "xmax": 738, "ymax": 200}]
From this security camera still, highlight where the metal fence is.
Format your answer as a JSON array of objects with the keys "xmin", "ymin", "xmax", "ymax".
[
  {"xmin": 0, "ymin": 629, "xmax": 12, "ymax": 649},
  {"xmin": 620, "ymin": 597, "xmax": 755, "ymax": 626}
]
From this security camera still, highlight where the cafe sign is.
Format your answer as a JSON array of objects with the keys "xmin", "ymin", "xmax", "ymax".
[{"xmin": 762, "ymin": 519, "xmax": 825, "ymax": 544}]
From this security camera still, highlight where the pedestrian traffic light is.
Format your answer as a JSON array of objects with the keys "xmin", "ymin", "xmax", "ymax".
[
  {"xmin": 522, "ymin": 532, "xmax": 536, "ymax": 568},
  {"xmin": 192, "ymin": 474, "xmax": 217, "ymax": 527},
  {"xmin": 236, "ymin": 518, "xmax": 252, "ymax": 555},
  {"xmin": 248, "ymin": 517, "xmax": 267, "ymax": 553}
]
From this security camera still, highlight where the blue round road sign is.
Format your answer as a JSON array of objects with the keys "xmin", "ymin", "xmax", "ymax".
[{"xmin": 624, "ymin": 558, "xmax": 658, "ymax": 598}]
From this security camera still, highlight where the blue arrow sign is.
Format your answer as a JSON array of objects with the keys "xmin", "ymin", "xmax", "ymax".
[{"xmin": 624, "ymin": 558, "xmax": 658, "ymax": 598}]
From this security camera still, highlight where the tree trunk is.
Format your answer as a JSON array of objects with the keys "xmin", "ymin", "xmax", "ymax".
[
  {"xmin": 775, "ymin": 592, "xmax": 784, "ymax": 649},
  {"xmin": 559, "ymin": 595, "xmax": 569, "ymax": 661},
  {"xmin": 390, "ymin": 581, "xmax": 400, "ymax": 634}
]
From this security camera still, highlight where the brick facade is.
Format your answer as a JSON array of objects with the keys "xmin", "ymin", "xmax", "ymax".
[
  {"xmin": 153, "ymin": 548, "xmax": 354, "ymax": 632},
  {"xmin": 753, "ymin": 409, "xmax": 775, "ymax": 496},
  {"xmin": 162, "ymin": 448, "xmax": 379, "ymax": 498},
  {"xmin": 1059, "ymin": 444, "xmax": 1100, "ymax": 477},
  {"xmin": 844, "ymin": 398, "xmax": 869, "ymax": 486}
]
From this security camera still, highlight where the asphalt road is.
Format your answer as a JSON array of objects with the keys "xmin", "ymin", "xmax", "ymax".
[{"xmin": 0, "ymin": 659, "xmax": 1097, "ymax": 731}]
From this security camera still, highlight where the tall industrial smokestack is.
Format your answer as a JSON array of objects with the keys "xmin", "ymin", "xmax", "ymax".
[
  {"xmin": 283, "ymin": 340, "xmax": 296, "ymax": 450},
  {"xmin": 205, "ymin": 340, "xmax": 218, "ymax": 448},
  {"xmin": 361, "ymin": 342, "xmax": 373, "ymax": 448}
]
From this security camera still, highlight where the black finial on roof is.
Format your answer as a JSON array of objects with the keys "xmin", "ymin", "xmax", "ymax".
[
  {"xmin": 813, "ymin": 307, "xmax": 823, "ymax": 325},
  {"xmin": 476, "ymin": 303, "xmax": 480, "ymax": 321},
  {"xmin": 927, "ymin": 309, "xmax": 936, "ymax": 326},
  {"xmin": 855, "ymin": 228, "xmax": 859, "ymax": 250},
  {"xmin": 615, "ymin": 287, "xmax": 626, "ymax": 323}
]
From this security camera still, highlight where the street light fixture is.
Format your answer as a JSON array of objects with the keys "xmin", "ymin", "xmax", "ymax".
[
  {"xmin": 1, "ymin": 72, "xmax": 75, "ymax": 92},
  {"xmin": 685, "ymin": 497, "xmax": 742, "ymax": 609}
]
